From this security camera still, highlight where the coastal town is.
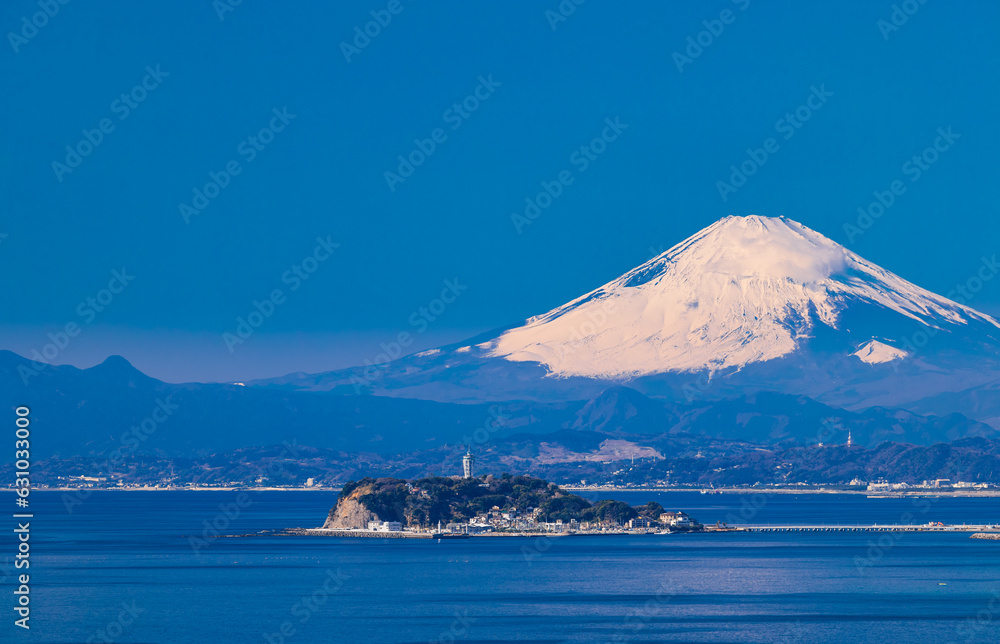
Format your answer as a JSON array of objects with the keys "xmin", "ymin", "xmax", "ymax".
[{"xmin": 360, "ymin": 507, "xmax": 700, "ymax": 536}]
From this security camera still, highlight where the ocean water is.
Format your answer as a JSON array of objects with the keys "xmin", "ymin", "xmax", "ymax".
[{"xmin": 1, "ymin": 490, "xmax": 999, "ymax": 643}]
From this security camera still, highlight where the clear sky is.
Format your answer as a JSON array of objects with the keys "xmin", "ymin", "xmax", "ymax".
[{"xmin": 1, "ymin": 1, "xmax": 998, "ymax": 382}]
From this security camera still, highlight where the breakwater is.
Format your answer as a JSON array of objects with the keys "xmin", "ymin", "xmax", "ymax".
[
  {"xmin": 283, "ymin": 528, "xmax": 468, "ymax": 539},
  {"xmin": 738, "ymin": 524, "xmax": 1000, "ymax": 533}
]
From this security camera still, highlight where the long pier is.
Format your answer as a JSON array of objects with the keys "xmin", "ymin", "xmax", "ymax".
[{"xmin": 735, "ymin": 524, "xmax": 1000, "ymax": 533}]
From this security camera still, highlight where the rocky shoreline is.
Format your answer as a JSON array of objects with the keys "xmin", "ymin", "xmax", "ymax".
[{"xmin": 971, "ymin": 532, "xmax": 1000, "ymax": 540}]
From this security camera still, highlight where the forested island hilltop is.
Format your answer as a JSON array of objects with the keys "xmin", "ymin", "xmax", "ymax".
[{"xmin": 321, "ymin": 474, "xmax": 702, "ymax": 535}]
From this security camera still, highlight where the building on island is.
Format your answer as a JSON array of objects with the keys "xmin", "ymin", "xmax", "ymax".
[
  {"xmin": 462, "ymin": 448, "xmax": 475, "ymax": 479},
  {"xmin": 446, "ymin": 522, "xmax": 492, "ymax": 534},
  {"xmin": 367, "ymin": 521, "xmax": 403, "ymax": 532},
  {"xmin": 659, "ymin": 512, "xmax": 692, "ymax": 528}
]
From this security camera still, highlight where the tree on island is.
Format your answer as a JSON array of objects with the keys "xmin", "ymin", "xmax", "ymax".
[
  {"xmin": 635, "ymin": 501, "xmax": 665, "ymax": 519},
  {"xmin": 327, "ymin": 474, "xmax": 693, "ymax": 530},
  {"xmin": 587, "ymin": 500, "xmax": 638, "ymax": 525},
  {"xmin": 537, "ymin": 494, "xmax": 591, "ymax": 522}
]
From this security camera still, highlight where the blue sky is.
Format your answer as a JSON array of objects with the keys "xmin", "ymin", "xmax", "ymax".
[{"xmin": 1, "ymin": 1, "xmax": 998, "ymax": 382}]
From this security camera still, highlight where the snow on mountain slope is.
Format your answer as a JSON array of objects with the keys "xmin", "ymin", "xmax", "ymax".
[
  {"xmin": 852, "ymin": 339, "xmax": 908, "ymax": 364},
  {"xmin": 487, "ymin": 216, "xmax": 1000, "ymax": 378}
]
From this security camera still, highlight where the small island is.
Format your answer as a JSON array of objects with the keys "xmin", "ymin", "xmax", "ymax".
[{"xmin": 307, "ymin": 473, "xmax": 704, "ymax": 538}]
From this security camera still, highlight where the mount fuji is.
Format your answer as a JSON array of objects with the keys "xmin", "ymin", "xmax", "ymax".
[
  {"xmin": 256, "ymin": 216, "xmax": 1000, "ymax": 426},
  {"xmin": 488, "ymin": 215, "xmax": 998, "ymax": 377}
]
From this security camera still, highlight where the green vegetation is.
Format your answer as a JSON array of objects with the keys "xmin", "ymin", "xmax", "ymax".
[
  {"xmin": 587, "ymin": 499, "xmax": 637, "ymax": 524},
  {"xmin": 332, "ymin": 473, "xmax": 687, "ymax": 528}
]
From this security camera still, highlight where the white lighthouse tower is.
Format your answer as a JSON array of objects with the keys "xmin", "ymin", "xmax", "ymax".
[{"xmin": 462, "ymin": 448, "xmax": 475, "ymax": 479}]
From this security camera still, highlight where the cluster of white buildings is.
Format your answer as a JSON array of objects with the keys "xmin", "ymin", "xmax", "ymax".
[
  {"xmin": 446, "ymin": 506, "xmax": 539, "ymax": 534},
  {"xmin": 866, "ymin": 478, "xmax": 997, "ymax": 491},
  {"xmin": 440, "ymin": 506, "xmax": 695, "ymax": 534}
]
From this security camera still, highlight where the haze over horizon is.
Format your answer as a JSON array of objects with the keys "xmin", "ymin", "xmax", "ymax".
[{"xmin": 2, "ymin": 2, "xmax": 998, "ymax": 382}]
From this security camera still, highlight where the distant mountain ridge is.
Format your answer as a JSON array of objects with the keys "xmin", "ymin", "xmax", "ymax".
[{"xmin": 2, "ymin": 350, "xmax": 995, "ymax": 465}]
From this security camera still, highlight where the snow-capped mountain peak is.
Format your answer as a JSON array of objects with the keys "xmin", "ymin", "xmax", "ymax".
[
  {"xmin": 852, "ymin": 339, "xmax": 908, "ymax": 364},
  {"xmin": 487, "ymin": 215, "xmax": 1000, "ymax": 378}
]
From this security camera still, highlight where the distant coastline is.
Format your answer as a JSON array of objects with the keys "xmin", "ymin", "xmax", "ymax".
[
  {"xmin": 6, "ymin": 485, "xmax": 1000, "ymax": 497},
  {"xmin": 565, "ymin": 486, "xmax": 1000, "ymax": 497},
  {"xmin": 0, "ymin": 486, "xmax": 340, "ymax": 492}
]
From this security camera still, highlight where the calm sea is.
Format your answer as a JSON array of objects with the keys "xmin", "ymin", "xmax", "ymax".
[{"xmin": 1, "ymin": 490, "xmax": 999, "ymax": 643}]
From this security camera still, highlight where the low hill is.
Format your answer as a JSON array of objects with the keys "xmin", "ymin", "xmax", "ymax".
[{"xmin": 322, "ymin": 474, "xmax": 669, "ymax": 529}]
